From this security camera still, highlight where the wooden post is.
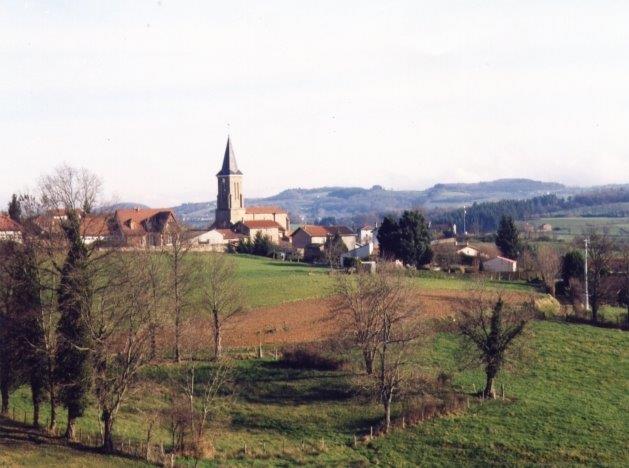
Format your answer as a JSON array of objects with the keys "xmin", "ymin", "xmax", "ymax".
[
  {"xmin": 370, "ymin": 426, "xmax": 373, "ymax": 438},
  {"xmin": 402, "ymin": 416, "xmax": 406, "ymax": 429},
  {"xmin": 244, "ymin": 442, "xmax": 247, "ymax": 456},
  {"xmin": 353, "ymin": 435, "xmax": 357, "ymax": 448},
  {"xmin": 467, "ymin": 397, "xmax": 470, "ymax": 409},
  {"xmin": 501, "ymin": 383, "xmax": 505, "ymax": 400},
  {"xmin": 472, "ymin": 383, "xmax": 476, "ymax": 394}
]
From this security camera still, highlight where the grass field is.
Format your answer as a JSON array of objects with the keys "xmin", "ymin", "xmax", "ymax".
[
  {"xmin": 4, "ymin": 320, "xmax": 627, "ymax": 466},
  {"xmin": 229, "ymin": 254, "xmax": 534, "ymax": 308},
  {"xmin": 534, "ymin": 216, "xmax": 629, "ymax": 240}
]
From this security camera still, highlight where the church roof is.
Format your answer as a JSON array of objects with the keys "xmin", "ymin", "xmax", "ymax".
[{"xmin": 217, "ymin": 137, "xmax": 243, "ymax": 176}]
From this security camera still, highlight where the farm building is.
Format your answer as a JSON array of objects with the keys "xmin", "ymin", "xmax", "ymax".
[
  {"xmin": 483, "ymin": 256, "xmax": 517, "ymax": 273},
  {"xmin": 290, "ymin": 225, "xmax": 356, "ymax": 252}
]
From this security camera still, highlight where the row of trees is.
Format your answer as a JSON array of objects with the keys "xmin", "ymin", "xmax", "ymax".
[{"xmin": 0, "ymin": 165, "xmax": 243, "ymax": 452}]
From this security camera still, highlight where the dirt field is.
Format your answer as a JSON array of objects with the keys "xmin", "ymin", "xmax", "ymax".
[{"xmin": 204, "ymin": 289, "xmax": 536, "ymax": 348}]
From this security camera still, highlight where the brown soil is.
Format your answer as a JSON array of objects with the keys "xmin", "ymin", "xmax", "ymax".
[{"xmin": 194, "ymin": 289, "xmax": 533, "ymax": 348}]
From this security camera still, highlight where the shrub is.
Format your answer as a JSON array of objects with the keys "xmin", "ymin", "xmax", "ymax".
[
  {"xmin": 279, "ymin": 344, "xmax": 345, "ymax": 371},
  {"xmin": 534, "ymin": 294, "xmax": 562, "ymax": 319}
]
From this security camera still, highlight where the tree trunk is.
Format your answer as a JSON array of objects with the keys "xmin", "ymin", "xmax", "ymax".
[
  {"xmin": 102, "ymin": 410, "xmax": 115, "ymax": 452},
  {"xmin": 383, "ymin": 397, "xmax": 392, "ymax": 433},
  {"xmin": 0, "ymin": 382, "xmax": 9, "ymax": 416},
  {"xmin": 65, "ymin": 415, "xmax": 77, "ymax": 440},
  {"xmin": 48, "ymin": 382, "xmax": 57, "ymax": 431},
  {"xmin": 32, "ymin": 400, "xmax": 40, "ymax": 428},
  {"xmin": 363, "ymin": 349, "xmax": 374, "ymax": 375},
  {"xmin": 174, "ymin": 307, "xmax": 181, "ymax": 363},
  {"xmin": 213, "ymin": 312, "xmax": 222, "ymax": 359},
  {"xmin": 484, "ymin": 373, "xmax": 496, "ymax": 399}
]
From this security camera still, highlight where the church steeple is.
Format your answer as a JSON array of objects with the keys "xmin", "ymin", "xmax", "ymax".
[
  {"xmin": 217, "ymin": 136, "xmax": 243, "ymax": 176},
  {"xmin": 214, "ymin": 136, "xmax": 245, "ymax": 228}
]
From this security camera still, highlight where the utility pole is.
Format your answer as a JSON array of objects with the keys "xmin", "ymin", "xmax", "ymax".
[
  {"xmin": 584, "ymin": 237, "xmax": 590, "ymax": 311},
  {"xmin": 463, "ymin": 205, "xmax": 467, "ymax": 236}
]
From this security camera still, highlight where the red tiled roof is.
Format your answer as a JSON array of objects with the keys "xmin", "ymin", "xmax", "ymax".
[
  {"xmin": 245, "ymin": 205, "xmax": 287, "ymax": 215},
  {"xmin": 295, "ymin": 225, "xmax": 355, "ymax": 237},
  {"xmin": 80, "ymin": 215, "xmax": 112, "ymax": 237},
  {"xmin": 0, "ymin": 215, "xmax": 21, "ymax": 232},
  {"xmin": 241, "ymin": 220, "xmax": 283, "ymax": 229},
  {"xmin": 114, "ymin": 208, "xmax": 177, "ymax": 236}
]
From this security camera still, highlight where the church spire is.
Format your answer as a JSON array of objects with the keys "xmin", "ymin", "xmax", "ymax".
[{"xmin": 217, "ymin": 136, "xmax": 243, "ymax": 176}]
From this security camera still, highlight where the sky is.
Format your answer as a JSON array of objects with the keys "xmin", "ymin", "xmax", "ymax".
[{"xmin": 1, "ymin": 0, "xmax": 628, "ymax": 208}]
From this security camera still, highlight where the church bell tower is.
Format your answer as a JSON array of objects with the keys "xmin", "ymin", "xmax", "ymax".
[{"xmin": 214, "ymin": 137, "xmax": 245, "ymax": 228}]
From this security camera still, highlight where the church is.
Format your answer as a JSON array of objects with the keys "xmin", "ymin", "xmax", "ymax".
[{"xmin": 210, "ymin": 137, "xmax": 290, "ymax": 244}]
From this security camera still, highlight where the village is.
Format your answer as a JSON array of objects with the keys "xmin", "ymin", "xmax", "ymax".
[{"xmin": 0, "ymin": 138, "xmax": 522, "ymax": 276}]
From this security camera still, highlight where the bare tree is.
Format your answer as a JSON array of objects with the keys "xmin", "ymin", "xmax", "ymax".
[
  {"xmin": 331, "ymin": 273, "xmax": 384, "ymax": 374},
  {"xmin": 532, "ymin": 244, "xmax": 561, "ymax": 296},
  {"xmin": 334, "ymin": 267, "xmax": 423, "ymax": 432},
  {"xmin": 164, "ymin": 227, "xmax": 195, "ymax": 362},
  {"xmin": 88, "ymin": 251, "xmax": 165, "ymax": 452},
  {"xmin": 199, "ymin": 254, "xmax": 244, "ymax": 359},
  {"xmin": 456, "ymin": 291, "xmax": 533, "ymax": 398},
  {"xmin": 585, "ymin": 230, "xmax": 615, "ymax": 323},
  {"xmin": 38, "ymin": 164, "xmax": 102, "ymax": 213}
]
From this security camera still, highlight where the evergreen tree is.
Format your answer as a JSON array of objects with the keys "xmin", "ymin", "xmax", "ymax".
[
  {"xmin": 252, "ymin": 231, "xmax": 273, "ymax": 257},
  {"xmin": 495, "ymin": 215, "xmax": 521, "ymax": 260},
  {"xmin": 56, "ymin": 211, "xmax": 93, "ymax": 440},
  {"xmin": 376, "ymin": 215, "xmax": 399, "ymax": 260},
  {"xmin": 7, "ymin": 194, "xmax": 21, "ymax": 223},
  {"xmin": 0, "ymin": 242, "xmax": 21, "ymax": 415},
  {"xmin": 561, "ymin": 250, "xmax": 585, "ymax": 285},
  {"xmin": 397, "ymin": 210, "xmax": 432, "ymax": 267}
]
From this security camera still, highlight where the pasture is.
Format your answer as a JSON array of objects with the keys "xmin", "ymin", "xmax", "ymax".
[{"xmin": 534, "ymin": 216, "xmax": 629, "ymax": 240}]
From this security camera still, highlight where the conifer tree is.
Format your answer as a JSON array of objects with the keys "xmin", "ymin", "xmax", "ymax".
[
  {"xmin": 495, "ymin": 215, "xmax": 521, "ymax": 260},
  {"xmin": 56, "ymin": 211, "xmax": 93, "ymax": 439}
]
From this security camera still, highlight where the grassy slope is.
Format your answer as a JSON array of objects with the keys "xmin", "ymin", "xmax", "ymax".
[
  {"xmin": 535, "ymin": 216, "xmax": 629, "ymax": 239},
  {"xmin": 6, "ymin": 321, "xmax": 628, "ymax": 466}
]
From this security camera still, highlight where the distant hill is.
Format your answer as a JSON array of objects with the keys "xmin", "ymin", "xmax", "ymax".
[{"xmin": 172, "ymin": 178, "xmax": 580, "ymax": 228}]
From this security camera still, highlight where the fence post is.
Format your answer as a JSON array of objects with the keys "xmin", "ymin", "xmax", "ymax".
[{"xmin": 501, "ymin": 383, "xmax": 505, "ymax": 400}]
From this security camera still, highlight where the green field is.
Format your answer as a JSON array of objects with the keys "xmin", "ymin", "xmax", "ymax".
[
  {"xmin": 230, "ymin": 254, "xmax": 534, "ymax": 308},
  {"xmin": 3, "ymin": 320, "xmax": 627, "ymax": 466},
  {"xmin": 534, "ymin": 216, "xmax": 629, "ymax": 240}
]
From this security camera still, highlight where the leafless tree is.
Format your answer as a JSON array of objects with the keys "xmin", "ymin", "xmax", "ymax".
[
  {"xmin": 88, "ymin": 251, "xmax": 165, "ymax": 452},
  {"xmin": 38, "ymin": 164, "xmax": 102, "ymax": 213},
  {"xmin": 164, "ymin": 227, "xmax": 196, "ymax": 362},
  {"xmin": 532, "ymin": 244, "xmax": 561, "ymax": 296},
  {"xmin": 334, "ymin": 267, "xmax": 423, "ymax": 432},
  {"xmin": 456, "ymin": 290, "xmax": 534, "ymax": 398},
  {"xmin": 199, "ymin": 254, "xmax": 244, "ymax": 359}
]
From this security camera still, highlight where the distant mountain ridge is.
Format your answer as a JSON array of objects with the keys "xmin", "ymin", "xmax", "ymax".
[{"xmin": 171, "ymin": 178, "xmax": 592, "ymax": 228}]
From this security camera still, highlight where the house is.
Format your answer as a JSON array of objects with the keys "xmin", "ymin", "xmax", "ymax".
[
  {"xmin": 184, "ymin": 228, "xmax": 245, "ymax": 250},
  {"xmin": 358, "ymin": 226, "xmax": 378, "ymax": 245},
  {"xmin": 341, "ymin": 242, "xmax": 374, "ymax": 266},
  {"xmin": 483, "ymin": 256, "xmax": 517, "ymax": 273},
  {"xmin": 80, "ymin": 215, "xmax": 114, "ymax": 245},
  {"xmin": 234, "ymin": 220, "xmax": 283, "ymax": 244},
  {"xmin": 0, "ymin": 215, "xmax": 22, "ymax": 243},
  {"xmin": 538, "ymin": 223, "xmax": 553, "ymax": 232},
  {"xmin": 112, "ymin": 208, "xmax": 179, "ymax": 247},
  {"xmin": 290, "ymin": 225, "xmax": 356, "ymax": 252},
  {"xmin": 456, "ymin": 245, "xmax": 480, "ymax": 257},
  {"xmin": 243, "ymin": 206, "xmax": 290, "ymax": 237}
]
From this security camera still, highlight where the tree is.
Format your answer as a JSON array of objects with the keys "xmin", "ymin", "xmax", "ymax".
[
  {"xmin": 252, "ymin": 231, "xmax": 273, "ymax": 257},
  {"xmin": 562, "ymin": 250, "xmax": 585, "ymax": 286},
  {"xmin": 532, "ymin": 244, "xmax": 561, "ymax": 296},
  {"xmin": 164, "ymin": 227, "xmax": 195, "ymax": 363},
  {"xmin": 8, "ymin": 194, "xmax": 21, "ymax": 223},
  {"xmin": 456, "ymin": 292, "xmax": 533, "ymax": 398},
  {"xmin": 39, "ymin": 164, "xmax": 102, "ymax": 213},
  {"xmin": 324, "ymin": 233, "xmax": 348, "ymax": 268},
  {"xmin": 495, "ymin": 216, "xmax": 521, "ymax": 260},
  {"xmin": 586, "ymin": 230, "xmax": 615, "ymax": 323},
  {"xmin": 89, "ymin": 251, "xmax": 164, "ymax": 452},
  {"xmin": 618, "ymin": 242, "xmax": 629, "ymax": 324},
  {"xmin": 376, "ymin": 215, "xmax": 399, "ymax": 260},
  {"xmin": 397, "ymin": 211, "xmax": 432, "ymax": 268},
  {"xmin": 200, "ymin": 254, "xmax": 243, "ymax": 359},
  {"xmin": 332, "ymin": 267, "xmax": 422, "ymax": 431},
  {"xmin": 55, "ymin": 211, "xmax": 94, "ymax": 440}
]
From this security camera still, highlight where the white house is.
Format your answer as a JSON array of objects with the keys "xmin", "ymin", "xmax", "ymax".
[
  {"xmin": 341, "ymin": 242, "xmax": 374, "ymax": 264},
  {"xmin": 358, "ymin": 226, "xmax": 379, "ymax": 246},
  {"xmin": 456, "ymin": 245, "xmax": 480, "ymax": 257},
  {"xmin": 483, "ymin": 256, "xmax": 517, "ymax": 273},
  {"xmin": 185, "ymin": 228, "xmax": 244, "ymax": 249},
  {"xmin": 0, "ymin": 215, "xmax": 22, "ymax": 243}
]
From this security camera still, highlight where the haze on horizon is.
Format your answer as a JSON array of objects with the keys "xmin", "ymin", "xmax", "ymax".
[{"xmin": 1, "ymin": 1, "xmax": 628, "ymax": 208}]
